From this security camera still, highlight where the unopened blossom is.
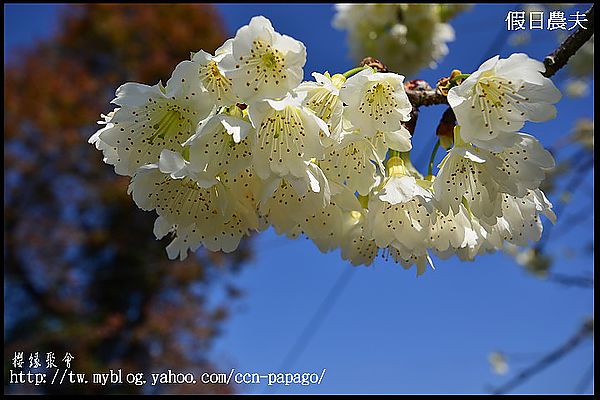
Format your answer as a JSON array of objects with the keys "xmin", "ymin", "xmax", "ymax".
[
  {"xmin": 297, "ymin": 72, "xmax": 346, "ymax": 142},
  {"xmin": 448, "ymin": 53, "xmax": 561, "ymax": 151},
  {"xmin": 340, "ymin": 68, "xmax": 412, "ymax": 140},
  {"xmin": 220, "ymin": 15, "xmax": 306, "ymax": 103},
  {"xmin": 248, "ymin": 91, "xmax": 329, "ymax": 180},
  {"xmin": 91, "ymin": 59, "xmax": 214, "ymax": 176}
]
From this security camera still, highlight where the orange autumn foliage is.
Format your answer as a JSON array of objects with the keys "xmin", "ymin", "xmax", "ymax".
[{"xmin": 5, "ymin": 5, "xmax": 251, "ymax": 394}]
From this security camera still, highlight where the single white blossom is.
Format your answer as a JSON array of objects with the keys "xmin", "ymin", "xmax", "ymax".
[
  {"xmin": 185, "ymin": 106, "xmax": 254, "ymax": 183},
  {"xmin": 297, "ymin": 72, "xmax": 346, "ymax": 142},
  {"xmin": 427, "ymin": 203, "xmax": 476, "ymax": 254},
  {"xmin": 339, "ymin": 206, "xmax": 379, "ymax": 267},
  {"xmin": 192, "ymin": 39, "xmax": 238, "ymax": 106},
  {"xmin": 491, "ymin": 189, "xmax": 556, "ymax": 246},
  {"xmin": 220, "ymin": 15, "xmax": 307, "ymax": 103},
  {"xmin": 340, "ymin": 68, "xmax": 412, "ymax": 139},
  {"xmin": 300, "ymin": 183, "xmax": 355, "ymax": 253},
  {"xmin": 129, "ymin": 155, "xmax": 257, "ymax": 259},
  {"xmin": 258, "ymin": 161, "xmax": 330, "ymax": 238},
  {"xmin": 366, "ymin": 162, "xmax": 435, "ymax": 252},
  {"xmin": 319, "ymin": 130, "xmax": 385, "ymax": 196},
  {"xmin": 248, "ymin": 91, "xmax": 329, "ymax": 180},
  {"xmin": 448, "ymin": 53, "xmax": 561, "ymax": 151},
  {"xmin": 433, "ymin": 128, "xmax": 505, "ymax": 223},
  {"xmin": 92, "ymin": 59, "xmax": 214, "ymax": 176},
  {"xmin": 492, "ymin": 132, "xmax": 555, "ymax": 197}
]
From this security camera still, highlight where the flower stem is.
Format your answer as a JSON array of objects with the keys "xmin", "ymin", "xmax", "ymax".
[
  {"xmin": 427, "ymin": 139, "xmax": 441, "ymax": 176},
  {"xmin": 388, "ymin": 149, "xmax": 402, "ymax": 159},
  {"xmin": 450, "ymin": 73, "xmax": 471, "ymax": 84},
  {"xmin": 342, "ymin": 66, "xmax": 369, "ymax": 78},
  {"xmin": 357, "ymin": 194, "xmax": 369, "ymax": 209}
]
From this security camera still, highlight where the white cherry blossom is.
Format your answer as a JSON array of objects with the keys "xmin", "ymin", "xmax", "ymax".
[
  {"xmin": 366, "ymin": 162, "xmax": 435, "ymax": 252},
  {"xmin": 491, "ymin": 133, "xmax": 555, "ymax": 197},
  {"xmin": 248, "ymin": 91, "xmax": 329, "ymax": 180},
  {"xmin": 297, "ymin": 72, "xmax": 346, "ymax": 142},
  {"xmin": 92, "ymin": 59, "xmax": 214, "ymax": 176},
  {"xmin": 340, "ymin": 68, "xmax": 412, "ymax": 137},
  {"xmin": 192, "ymin": 40, "xmax": 237, "ymax": 106},
  {"xmin": 339, "ymin": 206, "xmax": 378, "ymax": 267},
  {"xmin": 427, "ymin": 203, "xmax": 476, "ymax": 254},
  {"xmin": 319, "ymin": 130, "xmax": 385, "ymax": 196},
  {"xmin": 220, "ymin": 15, "xmax": 306, "ymax": 103},
  {"xmin": 448, "ymin": 53, "xmax": 561, "ymax": 151},
  {"xmin": 258, "ymin": 162, "xmax": 330, "ymax": 238},
  {"xmin": 185, "ymin": 106, "xmax": 253, "ymax": 183},
  {"xmin": 491, "ymin": 189, "xmax": 556, "ymax": 246},
  {"xmin": 433, "ymin": 128, "xmax": 505, "ymax": 223},
  {"xmin": 129, "ymin": 159, "xmax": 257, "ymax": 259}
]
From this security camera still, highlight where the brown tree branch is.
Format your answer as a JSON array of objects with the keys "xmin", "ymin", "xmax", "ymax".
[
  {"xmin": 543, "ymin": 5, "xmax": 594, "ymax": 78},
  {"xmin": 380, "ymin": 6, "xmax": 594, "ymax": 108},
  {"xmin": 407, "ymin": 87, "xmax": 448, "ymax": 107}
]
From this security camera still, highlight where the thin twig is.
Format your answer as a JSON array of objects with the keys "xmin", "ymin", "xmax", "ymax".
[
  {"xmin": 406, "ymin": 87, "xmax": 448, "ymax": 107},
  {"xmin": 265, "ymin": 267, "xmax": 356, "ymax": 394},
  {"xmin": 543, "ymin": 6, "xmax": 594, "ymax": 78},
  {"xmin": 574, "ymin": 362, "xmax": 594, "ymax": 394},
  {"xmin": 536, "ymin": 156, "xmax": 594, "ymax": 252},
  {"xmin": 491, "ymin": 320, "xmax": 594, "ymax": 394},
  {"xmin": 401, "ymin": 6, "xmax": 594, "ymax": 107},
  {"xmin": 549, "ymin": 273, "xmax": 594, "ymax": 289}
]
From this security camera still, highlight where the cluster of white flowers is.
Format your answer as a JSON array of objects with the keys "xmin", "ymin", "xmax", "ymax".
[
  {"xmin": 91, "ymin": 16, "xmax": 560, "ymax": 276},
  {"xmin": 333, "ymin": 4, "xmax": 469, "ymax": 76}
]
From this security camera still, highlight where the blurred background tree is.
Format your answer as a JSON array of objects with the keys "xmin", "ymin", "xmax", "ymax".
[{"xmin": 4, "ymin": 4, "xmax": 253, "ymax": 394}]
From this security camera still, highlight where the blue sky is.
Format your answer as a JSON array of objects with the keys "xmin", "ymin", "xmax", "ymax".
[{"xmin": 4, "ymin": 3, "xmax": 594, "ymax": 394}]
